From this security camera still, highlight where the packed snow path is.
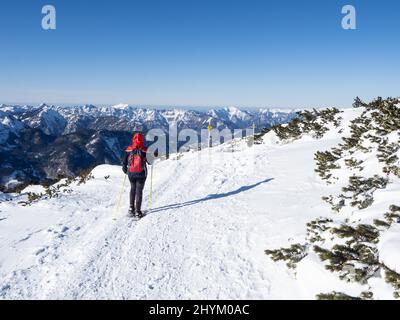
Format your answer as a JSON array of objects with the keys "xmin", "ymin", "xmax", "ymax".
[{"xmin": 0, "ymin": 122, "xmax": 356, "ymax": 299}]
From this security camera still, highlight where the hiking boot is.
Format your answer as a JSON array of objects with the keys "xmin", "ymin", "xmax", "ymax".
[
  {"xmin": 136, "ymin": 210, "xmax": 144, "ymax": 218},
  {"xmin": 128, "ymin": 207, "xmax": 135, "ymax": 216}
]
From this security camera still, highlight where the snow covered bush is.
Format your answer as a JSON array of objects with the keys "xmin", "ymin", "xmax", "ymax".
[
  {"xmin": 317, "ymin": 291, "xmax": 372, "ymax": 300},
  {"xmin": 266, "ymin": 97, "xmax": 400, "ymax": 299},
  {"xmin": 383, "ymin": 266, "xmax": 400, "ymax": 298},
  {"xmin": 264, "ymin": 244, "xmax": 308, "ymax": 269},
  {"xmin": 18, "ymin": 168, "xmax": 94, "ymax": 206},
  {"xmin": 253, "ymin": 128, "xmax": 271, "ymax": 144},
  {"xmin": 314, "ymin": 151, "xmax": 341, "ymax": 182},
  {"xmin": 254, "ymin": 108, "xmax": 343, "ymax": 144},
  {"xmin": 271, "ymin": 108, "xmax": 343, "ymax": 142}
]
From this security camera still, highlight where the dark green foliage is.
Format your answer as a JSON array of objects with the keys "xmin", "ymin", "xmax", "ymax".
[
  {"xmin": 27, "ymin": 192, "xmax": 42, "ymax": 203},
  {"xmin": 312, "ymin": 97, "xmax": 400, "ymax": 294},
  {"xmin": 383, "ymin": 266, "xmax": 400, "ymax": 299},
  {"xmin": 389, "ymin": 205, "xmax": 400, "ymax": 212},
  {"xmin": 265, "ymin": 97, "xmax": 400, "ymax": 298},
  {"xmin": 383, "ymin": 164, "xmax": 400, "ymax": 178},
  {"xmin": 253, "ymin": 128, "xmax": 272, "ymax": 144},
  {"xmin": 255, "ymin": 107, "xmax": 342, "ymax": 143},
  {"xmin": 330, "ymin": 224, "xmax": 380, "ymax": 245},
  {"xmin": 306, "ymin": 218, "xmax": 333, "ymax": 243},
  {"xmin": 272, "ymin": 118, "xmax": 303, "ymax": 141},
  {"xmin": 365, "ymin": 133, "xmax": 383, "ymax": 144},
  {"xmin": 377, "ymin": 140, "xmax": 399, "ymax": 164},
  {"xmin": 339, "ymin": 106, "xmax": 372, "ymax": 153},
  {"xmin": 76, "ymin": 167, "xmax": 95, "ymax": 185},
  {"xmin": 331, "ymin": 146, "xmax": 343, "ymax": 158},
  {"xmin": 344, "ymin": 158, "xmax": 363, "ymax": 171},
  {"xmin": 369, "ymin": 97, "xmax": 400, "ymax": 135},
  {"xmin": 360, "ymin": 291, "xmax": 374, "ymax": 300},
  {"xmin": 316, "ymin": 291, "xmax": 362, "ymax": 300},
  {"xmin": 373, "ymin": 219, "xmax": 391, "ymax": 228},
  {"xmin": 18, "ymin": 169, "xmax": 94, "ymax": 206},
  {"xmin": 341, "ymin": 123, "xmax": 370, "ymax": 152},
  {"xmin": 384, "ymin": 205, "xmax": 400, "ymax": 225},
  {"xmin": 343, "ymin": 175, "xmax": 388, "ymax": 196},
  {"xmin": 322, "ymin": 194, "xmax": 347, "ymax": 213},
  {"xmin": 271, "ymin": 108, "xmax": 342, "ymax": 142},
  {"xmin": 308, "ymin": 204, "xmax": 399, "ymax": 290},
  {"xmin": 317, "ymin": 290, "xmax": 373, "ymax": 300},
  {"xmin": 353, "ymin": 97, "xmax": 367, "ymax": 109},
  {"xmin": 265, "ymin": 244, "xmax": 308, "ymax": 269},
  {"xmin": 314, "ymin": 242, "xmax": 379, "ymax": 283},
  {"xmin": 340, "ymin": 175, "xmax": 388, "ymax": 210},
  {"xmin": 314, "ymin": 151, "xmax": 341, "ymax": 182},
  {"xmin": 376, "ymin": 139, "xmax": 400, "ymax": 177}
]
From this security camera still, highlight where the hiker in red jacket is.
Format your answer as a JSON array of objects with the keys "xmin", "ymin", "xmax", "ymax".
[{"xmin": 122, "ymin": 132, "xmax": 150, "ymax": 218}]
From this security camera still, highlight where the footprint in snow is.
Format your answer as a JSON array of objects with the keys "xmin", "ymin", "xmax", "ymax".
[
  {"xmin": 35, "ymin": 247, "xmax": 47, "ymax": 256},
  {"xmin": 0, "ymin": 284, "xmax": 11, "ymax": 294},
  {"xmin": 17, "ymin": 234, "xmax": 32, "ymax": 243}
]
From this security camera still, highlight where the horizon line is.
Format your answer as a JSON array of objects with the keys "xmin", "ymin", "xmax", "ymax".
[{"xmin": 0, "ymin": 101, "xmax": 350, "ymax": 111}]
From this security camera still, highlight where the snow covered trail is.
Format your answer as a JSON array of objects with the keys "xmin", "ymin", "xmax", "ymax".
[{"xmin": 0, "ymin": 119, "xmax": 355, "ymax": 299}]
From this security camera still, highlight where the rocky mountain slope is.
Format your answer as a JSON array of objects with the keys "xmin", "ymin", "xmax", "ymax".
[{"xmin": 0, "ymin": 104, "xmax": 296, "ymax": 192}]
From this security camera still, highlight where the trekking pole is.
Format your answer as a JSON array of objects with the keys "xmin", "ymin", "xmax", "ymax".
[
  {"xmin": 149, "ymin": 165, "xmax": 154, "ymax": 211},
  {"xmin": 113, "ymin": 173, "xmax": 127, "ymax": 220}
]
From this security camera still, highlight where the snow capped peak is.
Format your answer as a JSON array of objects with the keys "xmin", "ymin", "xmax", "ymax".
[
  {"xmin": 3, "ymin": 103, "xmax": 297, "ymax": 140},
  {"xmin": 0, "ymin": 111, "xmax": 25, "ymax": 143},
  {"xmin": 225, "ymin": 106, "xmax": 243, "ymax": 114},
  {"xmin": 207, "ymin": 106, "xmax": 253, "ymax": 126},
  {"xmin": 226, "ymin": 106, "xmax": 251, "ymax": 119},
  {"xmin": 39, "ymin": 103, "xmax": 49, "ymax": 108},
  {"xmin": 83, "ymin": 104, "xmax": 97, "ymax": 108},
  {"xmin": 111, "ymin": 103, "xmax": 130, "ymax": 110}
]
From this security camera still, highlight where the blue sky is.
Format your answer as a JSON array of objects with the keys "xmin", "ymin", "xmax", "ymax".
[{"xmin": 0, "ymin": 0, "xmax": 399, "ymax": 108}]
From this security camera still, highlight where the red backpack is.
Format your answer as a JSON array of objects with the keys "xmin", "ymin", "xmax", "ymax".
[{"xmin": 128, "ymin": 148, "xmax": 145, "ymax": 174}]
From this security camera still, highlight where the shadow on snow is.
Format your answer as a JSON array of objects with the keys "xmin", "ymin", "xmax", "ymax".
[{"xmin": 149, "ymin": 178, "xmax": 274, "ymax": 214}]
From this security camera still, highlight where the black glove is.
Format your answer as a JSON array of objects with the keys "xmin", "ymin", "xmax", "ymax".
[{"xmin": 122, "ymin": 166, "xmax": 127, "ymax": 174}]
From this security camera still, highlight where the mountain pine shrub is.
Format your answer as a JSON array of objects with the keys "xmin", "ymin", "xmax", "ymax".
[
  {"xmin": 257, "ymin": 108, "xmax": 343, "ymax": 143},
  {"xmin": 266, "ymin": 97, "xmax": 400, "ymax": 299},
  {"xmin": 265, "ymin": 244, "xmax": 308, "ymax": 269}
]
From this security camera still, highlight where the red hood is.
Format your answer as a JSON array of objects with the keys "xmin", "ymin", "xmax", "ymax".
[{"xmin": 131, "ymin": 133, "xmax": 145, "ymax": 149}]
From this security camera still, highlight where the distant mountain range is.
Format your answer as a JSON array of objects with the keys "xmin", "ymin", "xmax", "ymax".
[{"xmin": 0, "ymin": 103, "xmax": 297, "ymax": 192}]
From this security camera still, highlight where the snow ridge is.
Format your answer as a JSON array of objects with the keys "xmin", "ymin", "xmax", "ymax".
[{"xmin": 2, "ymin": 104, "xmax": 297, "ymax": 136}]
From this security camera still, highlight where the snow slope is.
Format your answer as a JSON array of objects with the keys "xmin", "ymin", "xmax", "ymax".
[{"xmin": 0, "ymin": 107, "xmax": 398, "ymax": 299}]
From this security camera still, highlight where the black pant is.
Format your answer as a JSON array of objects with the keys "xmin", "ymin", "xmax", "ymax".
[{"xmin": 129, "ymin": 177, "xmax": 146, "ymax": 211}]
